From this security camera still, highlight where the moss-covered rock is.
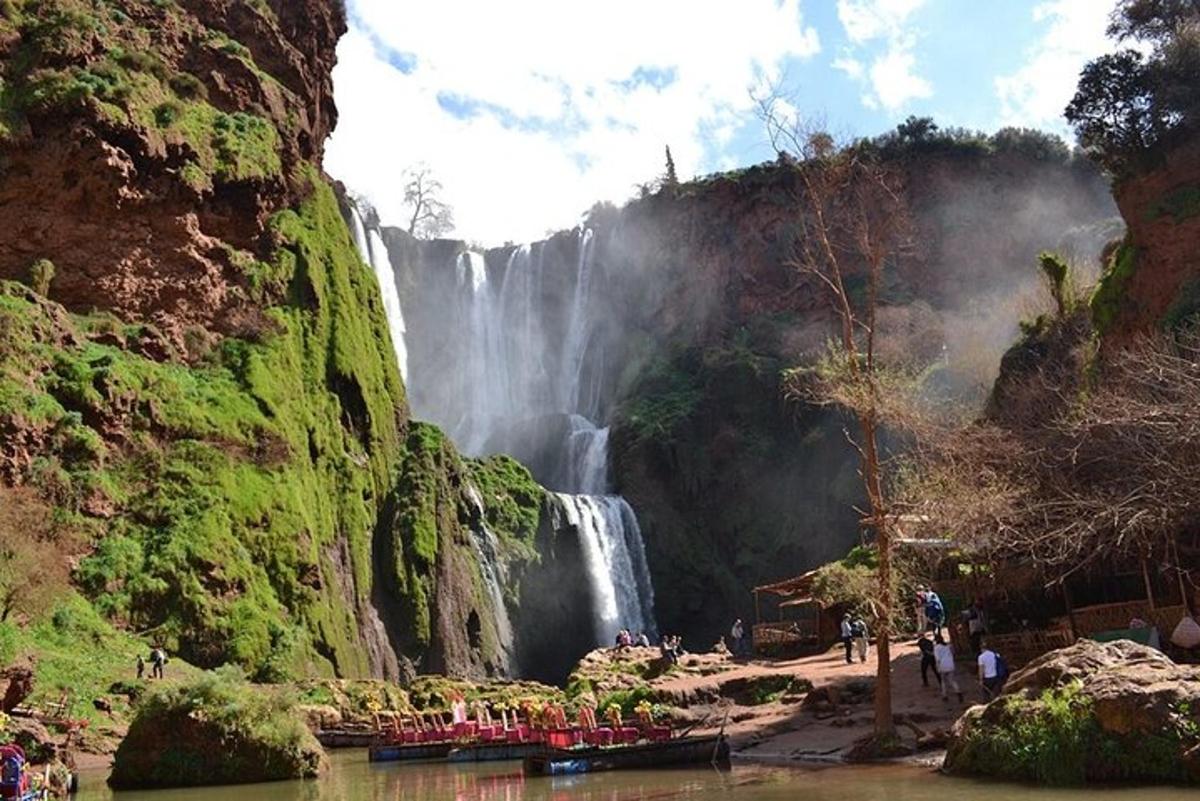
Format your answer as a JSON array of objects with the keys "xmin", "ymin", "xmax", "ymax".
[
  {"xmin": 109, "ymin": 668, "xmax": 326, "ymax": 789},
  {"xmin": 944, "ymin": 639, "xmax": 1200, "ymax": 785}
]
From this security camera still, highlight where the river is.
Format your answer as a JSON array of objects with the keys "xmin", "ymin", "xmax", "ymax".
[{"xmin": 74, "ymin": 751, "xmax": 1199, "ymax": 801}]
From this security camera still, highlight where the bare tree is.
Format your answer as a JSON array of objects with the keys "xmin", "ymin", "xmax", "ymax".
[
  {"xmin": 760, "ymin": 93, "xmax": 915, "ymax": 742},
  {"xmin": 909, "ymin": 324, "xmax": 1200, "ymax": 584},
  {"xmin": 402, "ymin": 165, "xmax": 455, "ymax": 239}
]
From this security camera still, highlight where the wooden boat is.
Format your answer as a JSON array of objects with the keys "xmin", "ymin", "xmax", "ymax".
[
  {"xmin": 316, "ymin": 729, "xmax": 377, "ymax": 748},
  {"xmin": 447, "ymin": 741, "xmax": 542, "ymax": 763},
  {"xmin": 367, "ymin": 740, "xmax": 456, "ymax": 763},
  {"xmin": 522, "ymin": 733, "xmax": 730, "ymax": 776}
]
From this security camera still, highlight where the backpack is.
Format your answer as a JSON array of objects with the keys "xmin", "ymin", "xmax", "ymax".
[
  {"xmin": 851, "ymin": 621, "xmax": 865, "ymax": 638},
  {"xmin": 994, "ymin": 652, "xmax": 1009, "ymax": 680}
]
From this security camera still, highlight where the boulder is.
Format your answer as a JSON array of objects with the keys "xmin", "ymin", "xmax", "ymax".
[
  {"xmin": 109, "ymin": 672, "xmax": 327, "ymax": 789},
  {"xmin": 945, "ymin": 638, "xmax": 1200, "ymax": 784}
]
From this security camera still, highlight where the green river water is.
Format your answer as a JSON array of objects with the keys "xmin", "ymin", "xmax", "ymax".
[{"xmin": 72, "ymin": 751, "xmax": 1200, "ymax": 801}]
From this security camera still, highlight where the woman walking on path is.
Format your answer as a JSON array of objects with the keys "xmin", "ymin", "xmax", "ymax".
[{"xmin": 933, "ymin": 634, "xmax": 963, "ymax": 703}]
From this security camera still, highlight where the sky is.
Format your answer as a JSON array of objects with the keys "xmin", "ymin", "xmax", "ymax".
[{"xmin": 324, "ymin": 0, "xmax": 1119, "ymax": 246}]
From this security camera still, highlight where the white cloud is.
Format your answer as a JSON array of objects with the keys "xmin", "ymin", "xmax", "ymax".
[
  {"xmin": 994, "ymin": 0, "xmax": 1116, "ymax": 130},
  {"xmin": 834, "ymin": 0, "xmax": 931, "ymax": 111},
  {"xmin": 324, "ymin": 1, "xmax": 820, "ymax": 244}
]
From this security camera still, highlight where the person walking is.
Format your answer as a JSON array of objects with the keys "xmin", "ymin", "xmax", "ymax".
[
  {"xmin": 966, "ymin": 600, "xmax": 987, "ymax": 655},
  {"xmin": 917, "ymin": 632, "xmax": 939, "ymax": 689},
  {"xmin": 978, "ymin": 640, "xmax": 1004, "ymax": 700},
  {"xmin": 915, "ymin": 587, "xmax": 928, "ymax": 633},
  {"xmin": 731, "ymin": 619, "xmax": 745, "ymax": 657},
  {"xmin": 839, "ymin": 613, "xmax": 854, "ymax": 665},
  {"xmin": 933, "ymin": 634, "xmax": 963, "ymax": 703},
  {"xmin": 924, "ymin": 589, "xmax": 945, "ymax": 637},
  {"xmin": 852, "ymin": 616, "xmax": 870, "ymax": 663},
  {"xmin": 150, "ymin": 647, "xmax": 166, "ymax": 680}
]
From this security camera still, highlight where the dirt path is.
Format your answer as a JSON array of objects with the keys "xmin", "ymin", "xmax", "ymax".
[{"xmin": 660, "ymin": 641, "xmax": 984, "ymax": 760}]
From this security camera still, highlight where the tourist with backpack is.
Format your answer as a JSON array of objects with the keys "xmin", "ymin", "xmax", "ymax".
[
  {"xmin": 924, "ymin": 589, "xmax": 945, "ymax": 637},
  {"xmin": 852, "ymin": 616, "xmax": 869, "ymax": 663},
  {"xmin": 977, "ymin": 639, "xmax": 1007, "ymax": 699}
]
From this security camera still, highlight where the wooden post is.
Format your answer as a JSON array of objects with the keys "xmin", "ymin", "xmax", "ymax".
[
  {"xmin": 1141, "ymin": 556, "xmax": 1156, "ymax": 610},
  {"xmin": 1171, "ymin": 538, "xmax": 1191, "ymax": 614},
  {"xmin": 1061, "ymin": 579, "xmax": 1079, "ymax": 642}
]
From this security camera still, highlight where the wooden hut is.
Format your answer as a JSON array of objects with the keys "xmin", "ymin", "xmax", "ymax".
[{"xmin": 751, "ymin": 570, "xmax": 843, "ymax": 656}]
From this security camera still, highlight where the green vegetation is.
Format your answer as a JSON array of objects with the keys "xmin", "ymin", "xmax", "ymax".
[
  {"xmin": 0, "ymin": 0, "xmax": 282, "ymax": 187},
  {"xmin": 1065, "ymin": 1, "xmax": 1199, "ymax": 175},
  {"xmin": 1163, "ymin": 279, "xmax": 1200, "ymax": 331},
  {"xmin": 619, "ymin": 350, "xmax": 704, "ymax": 443},
  {"xmin": 1038, "ymin": 251, "xmax": 1073, "ymax": 318},
  {"xmin": 1090, "ymin": 237, "xmax": 1137, "ymax": 333},
  {"xmin": 1149, "ymin": 185, "xmax": 1200, "ymax": 223},
  {"xmin": 109, "ymin": 667, "xmax": 324, "ymax": 789},
  {"xmin": 947, "ymin": 682, "xmax": 1196, "ymax": 785},
  {"xmin": 0, "ymin": 173, "xmax": 416, "ymax": 678},
  {"xmin": 26, "ymin": 258, "xmax": 53, "ymax": 296}
]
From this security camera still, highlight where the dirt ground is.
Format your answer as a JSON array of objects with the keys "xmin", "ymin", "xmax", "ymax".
[{"xmin": 675, "ymin": 640, "xmax": 985, "ymax": 761}]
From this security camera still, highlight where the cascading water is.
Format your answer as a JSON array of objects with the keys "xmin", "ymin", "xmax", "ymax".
[
  {"xmin": 349, "ymin": 205, "xmax": 409, "ymax": 383},
  {"xmin": 465, "ymin": 485, "xmax": 517, "ymax": 673},
  {"xmin": 408, "ymin": 229, "xmax": 658, "ymax": 647}
]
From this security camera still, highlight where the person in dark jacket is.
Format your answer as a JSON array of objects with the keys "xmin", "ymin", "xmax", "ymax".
[{"xmin": 917, "ymin": 632, "xmax": 939, "ymax": 689}]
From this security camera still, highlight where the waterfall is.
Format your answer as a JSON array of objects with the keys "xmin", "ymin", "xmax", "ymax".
[
  {"xmin": 407, "ymin": 228, "xmax": 658, "ymax": 648},
  {"xmin": 465, "ymin": 485, "xmax": 517, "ymax": 673},
  {"xmin": 551, "ymin": 493, "xmax": 657, "ymax": 644},
  {"xmin": 349, "ymin": 205, "xmax": 409, "ymax": 382}
]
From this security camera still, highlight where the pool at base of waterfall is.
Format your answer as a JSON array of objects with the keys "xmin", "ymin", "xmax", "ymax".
[{"xmin": 75, "ymin": 749, "xmax": 1198, "ymax": 800}]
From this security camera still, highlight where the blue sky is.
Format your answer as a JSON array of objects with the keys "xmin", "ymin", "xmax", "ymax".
[{"xmin": 324, "ymin": 0, "xmax": 1117, "ymax": 245}]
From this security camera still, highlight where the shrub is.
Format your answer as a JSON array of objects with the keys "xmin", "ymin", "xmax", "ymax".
[
  {"xmin": 27, "ymin": 258, "xmax": 54, "ymax": 296},
  {"xmin": 109, "ymin": 667, "xmax": 325, "ymax": 789}
]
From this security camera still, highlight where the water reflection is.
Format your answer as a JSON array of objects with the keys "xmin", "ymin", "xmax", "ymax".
[{"xmin": 76, "ymin": 750, "xmax": 1198, "ymax": 801}]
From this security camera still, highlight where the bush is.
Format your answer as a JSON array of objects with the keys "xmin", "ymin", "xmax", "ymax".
[
  {"xmin": 27, "ymin": 258, "xmax": 54, "ymax": 296},
  {"xmin": 109, "ymin": 667, "xmax": 325, "ymax": 789}
]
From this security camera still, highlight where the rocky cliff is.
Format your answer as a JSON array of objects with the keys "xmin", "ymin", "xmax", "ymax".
[
  {"xmin": 0, "ymin": 0, "xmax": 539, "ymax": 682},
  {"xmin": 390, "ymin": 137, "xmax": 1117, "ymax": 650},
  {"xmin": 1091, "ymin": 137, "xmax": 1200, "ymax": 339}
]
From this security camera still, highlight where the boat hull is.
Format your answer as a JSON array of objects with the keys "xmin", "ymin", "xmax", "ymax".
[
  {"xmin": 447, "ymin": 742, "xmax": 541, "ymax": 763},
  {"xmin": 316, "ymin": 730, "xmax": 376, "ymax": 748},
  {"xmin": 367, "ymin": 741, "xmax": 455, "ymax": 763},
  {"xmin": 523, "ymin": 734, "xmax": 730, "ymax": 776}
]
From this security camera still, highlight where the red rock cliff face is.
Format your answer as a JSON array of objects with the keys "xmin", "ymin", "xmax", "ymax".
[
  {"xmin": 1104, "ymin": 138, "xmax": 1200, "ymax": 339},
  {"xmin": 0, "ymin": 0, "xmax": 345, "ymax": 353}
]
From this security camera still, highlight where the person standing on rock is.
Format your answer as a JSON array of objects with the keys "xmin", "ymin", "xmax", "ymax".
[
  {"xmin": 840, "ymin": 613, "xmax": 854, "ymax": 665},
  {"xmin": 934, "ymin": 634, "xmax": 963, "ymax": 703},
  {"xmin": 852, "ymin": 616, "xmax": 869, "ymax": 663}
]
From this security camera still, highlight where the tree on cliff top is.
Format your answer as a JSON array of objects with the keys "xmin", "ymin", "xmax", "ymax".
[
  {"xmin": 1066, "ymin": 0, "xmax": 1200, "ymax": 174},
  {"xmin": 759, "ymin": 93, "xmax": 916, "ymax": 744},
  {"xmin": 663, "ymin": 145, "xmax": 679, "ymax": 187},
  {"xmin": 402, "ymin": 164, "xmax": 455, "ymax": 238}
]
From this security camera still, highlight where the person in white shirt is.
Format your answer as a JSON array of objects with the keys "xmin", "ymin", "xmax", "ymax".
[
  {"xmin": 978, "ymin": 641, "xmax": 1003, "ymax": 699},
  {"xmin": 839, "ymin": 614, "xmax": 853, "ymax": 665},
  {"xmin": 933, "ymin": 634, "xmax": 963, "ymax": 703}
]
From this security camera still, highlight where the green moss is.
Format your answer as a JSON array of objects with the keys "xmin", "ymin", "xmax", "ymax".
[
  {"xmin": 948, "ymin": 682, "xmax": 1197, "ymax": 785},
  {"xmin": 26, "ymin": 257, "xmax": 54, "ymax": 295},
  {"xmin": 469, "ymin": 455, "xmax": 544, "ymax": 546},
  {"xmin": 1148, "ymin": 185, "xmax": 1200, "ymax": 223},
  {"xmin": 0, "ymin": 172, "xmax": 413, "ymax": 678},
  {"xmin": 110, "ymin": 667, "xmax": 324, "ymax": 789},
  {"xmin": 1090, "ymin": 237, "xmax": 1137, "ymax": 334}
]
